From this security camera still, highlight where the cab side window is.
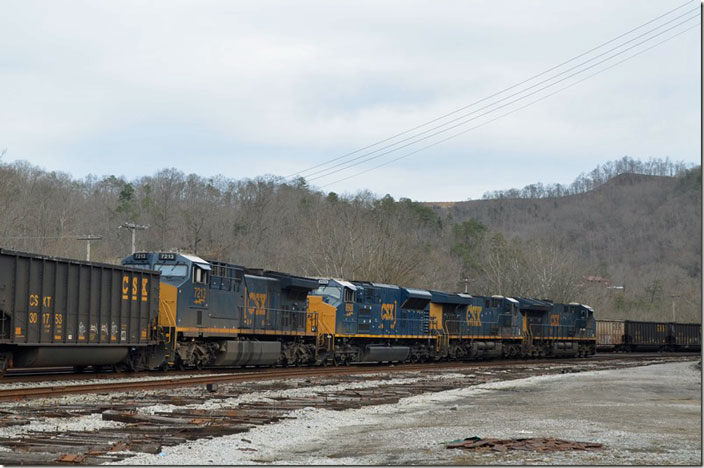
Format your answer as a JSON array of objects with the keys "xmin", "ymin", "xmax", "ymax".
[
  {"xmin": 344, "ymin": 288, "xmax": 354, "ymax": 302},
  {"xmin": 193, "ymin": 266, "xmax": 209, "ymax": 285}
]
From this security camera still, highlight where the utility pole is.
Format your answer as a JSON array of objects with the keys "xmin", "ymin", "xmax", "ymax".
[
  {"xmin": 119, "ymin": 222, "xmax": 149, "ymax": 254},
  {"xmin": 458, "ymin": 277, "xmax": 469, "ymax": 294},
  {"xmin": 76, "ymin": 235, "xmax": 102, "ymax": 261},
  {"xmin": 669, "ymin": 294, "xmax": 680, "ymax": 322}
]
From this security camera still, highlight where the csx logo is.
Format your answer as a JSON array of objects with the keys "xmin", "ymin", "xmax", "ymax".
[
  {"xmin": 122, "ymin": 276, "xmax": 149, "ymax": 302},
  {"xmin": 466, "ymin": 305, "xmax": 482, "ymax": 327},
  {"xmin": 380, "ymin": 302, "xmax": 396, "ymax": 329},
  {"xmin": 248, "ymin": 292, "xmax": 267, "ymax": 316},
  {"xmin": 550, "ymin": 314, "xmax": 560, "ymax": 326}
]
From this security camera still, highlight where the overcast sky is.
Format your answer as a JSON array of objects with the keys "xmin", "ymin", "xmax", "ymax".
[{"xmin": 0, "ymin": 0, "xmax": 700, "ymax": 201}]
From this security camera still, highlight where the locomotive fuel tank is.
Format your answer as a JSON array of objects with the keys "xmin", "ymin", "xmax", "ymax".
[
  {"xmin": 359, "ymin": 345, "xmax": 410, "ymax": 363},
  {"xmin": 212, "ymin": 340, "xmax": 281, "ymax": 366}
]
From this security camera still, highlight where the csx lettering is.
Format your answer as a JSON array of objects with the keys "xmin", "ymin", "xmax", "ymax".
[
  {"xmin": 466, "ymin": 306, "xmax": 482, "ymax": 327},
  {"xmin": 380, "ymin": 302, "xmax": 396, "ymax": 329},
  {"xmin": 550, "ymin": 314, "xmax": 560, "ymax": 326},
  {"xmin": 122, "ymin": 275, "xmax": 148, "ymax": 302},
  {"xmin": 248, "ymin": 292, "xmax": 267, "ymax": 316},
  {"xmin": 122, "ymin": 276, "xmax": 129, "ymax": 299},
  {"xmin": 29, "ymin": 294, "xmax": 53, "ymax": 309}
]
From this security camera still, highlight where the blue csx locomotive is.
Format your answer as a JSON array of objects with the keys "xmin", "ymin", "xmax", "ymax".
[
  {"xmin": 0, "ymin": 248, "xmax": 597, "ymax": 374},
  {"xmin": 115, "ymin": 252, "xmax": 597, "ymax": 370}
]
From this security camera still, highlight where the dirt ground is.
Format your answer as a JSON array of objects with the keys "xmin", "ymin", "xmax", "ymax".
[{"xmin": 114, "ymin": 359, "xmax": 701, "ymax": 465}]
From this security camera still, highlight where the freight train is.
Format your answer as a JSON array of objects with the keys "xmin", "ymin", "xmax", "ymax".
[
  {"xmin": 0, "ymin": 248, "xmax": 599, "ymax": 374},
  {"xmin": 596, "ymin": 319, "xmax": 700, "ymax": 352},
  {"xmin": 0, "ymin": 248, "xmax": 691, "ymax": 375}
]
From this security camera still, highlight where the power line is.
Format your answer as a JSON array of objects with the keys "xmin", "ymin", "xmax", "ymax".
[
  {"xmin": 309, "ymin": 13, "xmax": 699, "ymax": 183},
  {"xmin": 301, "ymin": 5, "xmax": 700, "ymax": 182},
  {"xmin": 285, "ymin": 0, "xmax": 698, "ymax": 180},
  {"xmin": 308, "ymin": 8, "xmax": 698, "ymax": 182},
  {"xmin": 319, "ymin": 21, "xmax": 700, "ymax": 188},
  {"xmin": 1, "ymin": 234, "xmax": 94, "ymax": 240}
]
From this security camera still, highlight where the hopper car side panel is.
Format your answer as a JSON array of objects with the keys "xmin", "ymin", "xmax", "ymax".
[
  {"xmin": 624, "ymin": 320, "xmax": 668, "ymax": 351},
  {"xmin": 0, "ymin": 249, "xmax": 159, "ymax": 370},
  {"xmin": 668, "ymin": 322, "xmax": 701, "ymax": 351},
  {"xmin": 596, "ymin": 320, "xmax": 626, "ymax": 351}
]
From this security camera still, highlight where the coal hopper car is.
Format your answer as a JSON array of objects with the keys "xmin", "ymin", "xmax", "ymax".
[{"xmin": 0, "ymin": 249, "xmax": 159, "ymax": 374}]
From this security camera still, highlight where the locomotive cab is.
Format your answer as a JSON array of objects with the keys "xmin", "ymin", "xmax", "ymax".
[
  {"xmin": 122, "ymin": 252, "xmax": 211, "ymax": 329},
  {"xmin": 122, "ymin": 252, "xmax": 208, "ymax": 288}
]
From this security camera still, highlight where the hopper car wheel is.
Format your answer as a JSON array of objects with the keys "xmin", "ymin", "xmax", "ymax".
[
  {"xmin": 0, "ymin": 353, "xmax": 10, "ymax": 377},
  {"xmin": 124, "ymin": 359, "xmax": 136, "ymax": 373}
]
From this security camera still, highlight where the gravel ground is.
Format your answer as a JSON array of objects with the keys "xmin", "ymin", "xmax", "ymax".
[{"xmin": 111, "ymin": 359, "xmax": 701, "ymax": 465}]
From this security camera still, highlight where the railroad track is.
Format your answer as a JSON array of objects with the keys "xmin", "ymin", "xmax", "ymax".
[
  {"xmin": 0, "ymin": 354, "xmax": 698, "ymax": 466},
  {"xmin": 0, "ymin": 353, "xmax": 698, "ymax": 401},
  {"xmin": 0, "ymin": 363, "xmax": 475, "ymax": 401}
]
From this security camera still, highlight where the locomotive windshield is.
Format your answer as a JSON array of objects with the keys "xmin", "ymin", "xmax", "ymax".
[
  {"xmin": 313, "ymin": 285, "xmax": 342, "ymax": 304},
  {"xmin": 154, "ymin": 263, "xmax": 188, "ymax": 277}
]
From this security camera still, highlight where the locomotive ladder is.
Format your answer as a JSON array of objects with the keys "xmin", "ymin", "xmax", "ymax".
[
  {"xmin": 430, "ymin": 317, "xmax": 450, "ymax": 353},
  {"xmin": 313, "ymin": 312, "xmax": 335, "ymax": 359}
]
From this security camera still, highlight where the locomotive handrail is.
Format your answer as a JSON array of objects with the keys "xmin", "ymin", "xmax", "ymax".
[
  {"xmin": 528, "ymin": 324, "xmax": 594, "ymax": 339},
  {"xmin": 441, "ymin": 319, "xmax": 515, "ymax": 338}
]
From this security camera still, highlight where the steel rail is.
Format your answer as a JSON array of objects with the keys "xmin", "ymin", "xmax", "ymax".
[{"xmin": 0, "ymin": 353, "xmax": 697, "ymax": 401}]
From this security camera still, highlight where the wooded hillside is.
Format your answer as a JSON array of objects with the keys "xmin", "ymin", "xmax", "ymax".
[
  {"xmin": 0, "ymin": 156, "xmax": 700, "ymax": 323},
  {"xmin": 428, "ymin": 166, "xmax": 701, "ymax": 322}
]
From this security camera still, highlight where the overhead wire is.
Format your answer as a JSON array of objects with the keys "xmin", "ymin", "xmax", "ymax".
[
  {"xmin": 285, "ymin": 0, "xmax": 698, "ymax": 181},
  {"xmin": 307, "ymin": 11, "xmax": 700, "ymax": 183},
  {"xmin": 319, "ymin": 21, "xmax": 700, "ymax": 188},
  {"xmin": 298, "ymin": 4, "xmax": 700, "ymax": 182}
]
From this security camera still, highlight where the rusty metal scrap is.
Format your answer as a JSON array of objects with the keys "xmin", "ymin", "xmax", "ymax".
[
  {"xmin": 447, "ymin": 437, "xmax": 603, "ymax": 452},
  {"xmin": 55, "ymin": 453, "xmax": 86, "ymax": 464}
]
